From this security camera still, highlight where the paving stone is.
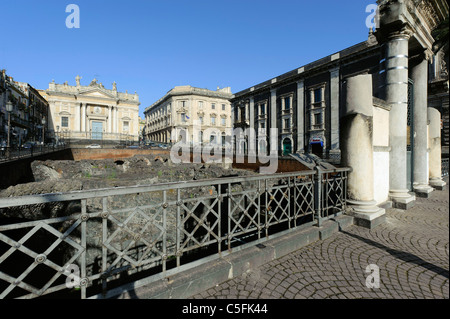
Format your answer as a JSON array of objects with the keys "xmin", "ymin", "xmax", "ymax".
[{"xmin": 190, "ymin": 178, "xmax": 449, "ymax": 300}]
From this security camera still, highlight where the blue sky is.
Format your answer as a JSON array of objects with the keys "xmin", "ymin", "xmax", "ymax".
[{"xmin": 0, "ymin": 0, "xmax": 376, "ymax": 117}]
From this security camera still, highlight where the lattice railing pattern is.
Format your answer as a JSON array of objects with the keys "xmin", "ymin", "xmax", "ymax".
[{"xmin": 0, "ymin": 168, "xmax": 349, "ymax": 299}]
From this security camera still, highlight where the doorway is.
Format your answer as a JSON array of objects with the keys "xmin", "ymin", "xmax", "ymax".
[
  {"xmin": 92, "ymin": 121, "xmax": 103, "ymax": 140},
  {"xmin": 311, "ymin": 142, "xmax": 323, "ymax": 157},
  {"xmin": 282, "ymin": 138, "xmax": 292, "ymax": 156}
]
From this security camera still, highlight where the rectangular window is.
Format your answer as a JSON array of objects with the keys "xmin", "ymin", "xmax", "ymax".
[
  {"xmin": 221, "ymin": 117, "xmax": 226, "ymax": 126},
  {"xmin": 123, "ymin": 121, "xmax": 129, "ymax": 131},
  {"xmin": 285, "ymin": 97, "xmax": 291, "ymax": 110},
  {"xmin": 222, "ymin": 104, "xmax": 226, "ymax": 111},
  {"xmin": 314, "ymin": 113, "xmax": 321, "ymax": 125},
  {"xmin": 199, "ymin": 116, "xmax": 203, "ymax": 124},
  {"xmin": 260, "ymin": 103, "xmax": 265, "ymax": 115},
  {"xmin": 211, "ymin": 116, "xmax": 216, "ymax": 125},
  {"xmin": 314, "ymin": 88, "xmax": 322, "ymax": 103},
  {"xmin": 211, "ymin": 103, "xmax": 216, "ymax": 110},
  {"xmin": 61, "ymin": 116, "xmax": 69, "ymax": 128},
  {"xmin": 181, "ymin": 113, "xmax": 186, "ymax": 122},
  {"xmin": 198, "ymin": 101, "xmax": 203, "ymax": 109},
  {"xmin": 284, "ymin": 118, "xmax": 290, "ymax": 129}
]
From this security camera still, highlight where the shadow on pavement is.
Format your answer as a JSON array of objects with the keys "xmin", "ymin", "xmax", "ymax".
[{"xmin": 340, "ymin": 230, "xmax": 449, "ymax": 279}]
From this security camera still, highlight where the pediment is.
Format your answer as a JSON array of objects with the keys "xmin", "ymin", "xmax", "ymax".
[{"xmin": 79, "ymin": 88, "xmax": 115, "ymax": 99}]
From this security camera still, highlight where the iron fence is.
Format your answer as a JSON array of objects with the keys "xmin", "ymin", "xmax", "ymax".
[
  {"xmin": 0, "ymin": 167, "xmax": 349, "ymax": 299},
  {"xmin": 0, "ymin": 144, "xmax": 68, "ymax": 163}
]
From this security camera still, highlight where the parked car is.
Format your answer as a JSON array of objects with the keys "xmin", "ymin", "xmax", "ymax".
[
  {"xmin": 1, "ymin": 141, "xmax": 6, "ymax": 156},
  {"xmin": 85, "ymin": 144, "xmax": 101, "ymax": 149},
  {"xmin": 127, "ymin": 145, "xmax": 139, "ymax": 149},
  {"xmin": 22, "ymin": 142, "xmax": 35, "ymax": 149}
]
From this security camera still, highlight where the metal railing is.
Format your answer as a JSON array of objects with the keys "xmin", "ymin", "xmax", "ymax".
[
  {"xmin": 0, "ymin": 144, "xmax": 68, "ymax": 163},
  {"xmin": 0, "ymin": 167, "xmax": 349, "ymax": 299},
  {"xmin": 442, "ymin": 158, "xmax": 449, "ymax": 177}
]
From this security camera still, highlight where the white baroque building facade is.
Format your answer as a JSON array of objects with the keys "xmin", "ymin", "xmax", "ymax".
[
  {"xmin": 39, "ymin": 76, "xmax": 140, "ymax": 144},
  {"xmin": 144, "ymin": 86, "xmax": 233, "ymax": 146}
]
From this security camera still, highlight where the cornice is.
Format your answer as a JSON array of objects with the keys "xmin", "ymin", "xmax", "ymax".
[{"xmin": 232, "ymin": 40, "xmax": 380, "ymax": 102}]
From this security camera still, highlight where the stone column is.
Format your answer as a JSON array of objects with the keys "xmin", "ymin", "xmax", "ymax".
[
  {"xmin": 244, "ymin": 101, "xmax": 249, "ymax": 123},
  {"xmin": 81, "ymin": 103, "xmax": 86, "ymax": 132},
  {"xmin": 411, "ymin": 52, "xmax": 434, "ymax": 197},
  {"xmin": 270, "ymin": 89, "xmax": 277, "ymax": 153},
  {"xmin": 341, "ymin": 74, "xmax": 385, "ymax": 229},
  {"xmin": 76, "ymin": 103, "xmax": 81, "ymax": 132},
  {"xmin": 329, "ymin": 67, "xmax": 340, "ymax": 160},
  {"xmin": 249, "ymin": 97, "xmax": 256, "ymax": 156},
  {"xmin": 108, "ymin": 106, "xmax": 113, "ymax": 134},
  {"xmin": 114, "ymin": 106, "xmax": 119, "ymax": 134},
  {"xmin": 428, "ymin": 107, "xmax": 446, "ymax": 190},
  {"xmin": 383, "ymin": 29, "xmax": 415, "ymax": 209},
  {"xmin": 296, "ymin": 80, "xmax": 304, "ymax": 153}
]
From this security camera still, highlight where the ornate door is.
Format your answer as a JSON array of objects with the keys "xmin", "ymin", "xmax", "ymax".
[{"xmin": 92, "ymin": 121, "xmax": 103, "ymax": 140}]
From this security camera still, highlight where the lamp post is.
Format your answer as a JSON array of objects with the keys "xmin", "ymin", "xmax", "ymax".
[
  {"xmin": 6, "ymin": 101, "xmax": 13, "ymax": 158},
  {"xmin": 41, "ymin": 117, "xmax": 46, "ymax": 145},
  {"xmin": 56, "ymin": 125, "xmax": 60, "ymax": 147}
]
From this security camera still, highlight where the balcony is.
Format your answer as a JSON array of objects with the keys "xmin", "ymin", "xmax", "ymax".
[
  {"xmin": 310, "ymin": 123, "xmax": 325, "ymax": 131},
  {"xmin": 282, "ymin": 108, "xmax": 292, "ymax": 115}
]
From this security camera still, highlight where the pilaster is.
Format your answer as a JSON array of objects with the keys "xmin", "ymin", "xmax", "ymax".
[
  {"xmin": 296, "ymin": 80, "xmax": 304, "ymax": 153},
  {"xmin": 329, "ymin": 67, "xmax": 340, "ymax": 160}
]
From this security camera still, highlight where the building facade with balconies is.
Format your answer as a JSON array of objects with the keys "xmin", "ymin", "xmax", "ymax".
[
  {"xmin": 0, "ymin": 70, "xmax": 49, "ymax": 147},
  {"xmin": 232, "ymin": 0, "xmax": 448, "ymax": 163},
  {"xmin": 144, "ymin": 86, "xmax": 233, "ymax": 146}
]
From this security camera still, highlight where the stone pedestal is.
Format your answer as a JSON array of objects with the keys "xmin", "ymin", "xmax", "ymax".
[
  {"xmin": 341, "ymin": 74, "xmax": 385, "ymax": 229},
  {"xmin": 428, "ymin": 107, "xmax": 446, "ymax": 190}
]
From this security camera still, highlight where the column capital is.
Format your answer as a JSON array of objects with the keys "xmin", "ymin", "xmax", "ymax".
[
  {"xmin": 387, "ymin": 24, "xmax": 414, "ymax": 41},
  {"xmin": 424, "ymin": 48, "xmax": 434, "ymax": 61},
  {"xmin": 376, "ymin": 23, "xmax": 414, "ymax": 43}
]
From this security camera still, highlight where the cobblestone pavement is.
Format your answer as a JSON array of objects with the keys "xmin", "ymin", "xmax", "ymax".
[{"xmin": 191, "ymin": 178, "xmax": 449, "ymax": 299}]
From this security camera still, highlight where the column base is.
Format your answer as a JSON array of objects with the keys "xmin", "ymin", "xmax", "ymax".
[
  {"xmin": 413, "ymin": 184, "xmax": 434, "ymax": 198},
  {"xmin": 389, "ymin": 190, "xmax": 416, "ymax": 210},
  {"xmin": 346, "ymin": 200, "xmax": 386, "ymax": 229},
  {"xmin": 429, "ymin": 178, "xmax": 447, "ymax": 191}
]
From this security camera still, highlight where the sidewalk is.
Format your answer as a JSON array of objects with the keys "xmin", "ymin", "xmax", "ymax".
[{"xmin": 191, "ymin": 178, "xmax": 449, "ymax": 299}]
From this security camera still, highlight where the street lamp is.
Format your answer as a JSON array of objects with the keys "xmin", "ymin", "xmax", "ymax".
[
  {"xmin": 41, "ymin": 117, "xmax": 46, "ymax": 145},
  {"xmin": 56, "ymin": 125, "xmax": 60, "ymax": 146},
  {"xmin": 5, "ymin": 101, "xmax": 13, "ymax": 158}
]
